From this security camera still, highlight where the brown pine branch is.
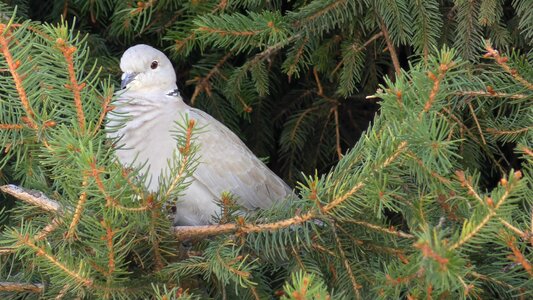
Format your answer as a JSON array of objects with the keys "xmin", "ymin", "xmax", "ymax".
[
  {"xmin": 56, "ymin": 38, "xmax": 86, "ymax": 133},
  {"xmin": 92, "ymin": 88, "xmax": 114, "ymax": 135},
  {"xmin": 484, "ymin": 43, "xmax": 533, "ymax": 91},
  {"xmin": 0, "ymin": 123, "xmax": 23, "ymax": 130},
  {"xmin": 174, "ymin": 32, "xmax": 196, "ymax": 53},
  {"xmin": 486, "ymin": 127, "xmax": 531, "ymax": 136},
  {"xmin": 88, "ymin": 158, "xmax": 152, "ymax": 212},
  {"xmin": 66, "ymin": 177, "xmax": 88, "ymax": 239},
  {"xmin": 376, "ymin": 141, "xmax": 408, "ymax": 171},
  {"xmin": 406, "ymin": 151, "xmax": 451, "ymax": 185},
  {"xmin": 450, "ymin": 171, "xmax": 522, "ymax": 250},
  {"xmin": 100, "ymin": 220, "xmax": 116, "ymax": 277},
  {"xmin": 16, "ymin": 232, "xmax": 94, "ymax": 287},
  {"xmin": 196, "ymin": 27, "xmax": 261, "ymax": 37},
  {"xmin": 0, "ymin": 282, "xmax": 44, "ymax": 293},
  {"xmin": 189, "ymin": 52, "xmax": 232, "ymax": 105},
  {"xmin": 35, "ymin": 218, "xmax": 63, "ymax": 241},
  {"xmin": 313, "ymin": 67, "xmax": 342, "ymax": 159},
  {"xmin": 454, "ymin": 90, "xmax": 529, "ymax": 99},
  {"xmin": 332, "ymin": 224, "xmax": 361, "ymax": 299},
  {"xmin": 379, "ymin": 19, "xmax": 401, "ymax": 76},
  {"xmin": 386, "ymin": 272, "xmax": 418, "ymax": 286},
  {"xmin": 250, "ymin": 34, "xmax": 300, "ymax": 64},
  {"xmin": 333, "ymin": 106, "xmax": 342, "ymax": 160},
  {"xmin": 0, "ymin": 184, "xmax": 61, "ymax": 212},
  {"xmin": 163, "ymin": 119, "xmax": 196, "ymax": 200},
  {"xmin": 505, "ymin": 235, "xmax": 533, "ymax": 277},
  {"xmin": 467, "ymin": 102, "xmax": 487, "ymax": 145},
  {"xmin": 0, "ymin": 24, "xmax": 37, "ymax": 129},
  {"xmin": 468, "ymin": 271, "xmax": 516, "ymax": 290},
  {"xmin": 174, "ymin": 141, "xmax": 406, "ymax": 239},
  {"xmin": 455, "ymin": 170, "xmax": 487, "ymax": 206},
  {"xmin": 343, "ymin": 219, "xmax": 415, "ymax": 239},
  {"xmin": 420, "ymin": 62, "xmax": 453, "ymax": 116},
  {"xmin": 294, "ymin": 0, "xmax": 347, "ymax": 27},
  {"xmin": 148, "ymin": 196, "xmax": 164, "ymax": 271},
  {"xmin": 331, "ymin": 32, "xmax": 384, "ymax": 77},
  {"xmin": 439, "ymin": 108, "xmax": 506, "ymax": 174},
  {"xmin": 286, "ymin": 37, "xmax": 308, "ymax": 79},
  {"xmin": 414, "ymin": 241, "xmax": 449, "ymax": 270}
]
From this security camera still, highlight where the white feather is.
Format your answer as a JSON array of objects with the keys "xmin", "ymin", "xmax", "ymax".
[{"xmin": 106, "ymin": 45, "xmax": 291, "ymax": 225}]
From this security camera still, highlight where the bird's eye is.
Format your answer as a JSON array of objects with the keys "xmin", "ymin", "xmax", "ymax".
[{"xmin": 150, "ymin": 60, "xmax": 159, "ymax": 69}]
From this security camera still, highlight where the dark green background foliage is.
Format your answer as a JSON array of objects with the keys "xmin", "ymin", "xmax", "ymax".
[{"xmin": 0, "ymin": 0, "xmax": 532, "ymax": 299}]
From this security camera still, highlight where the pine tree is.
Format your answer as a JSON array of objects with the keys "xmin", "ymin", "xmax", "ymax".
[{"xmin": 1, "ymin": 1, "xmax": 532, "ymax": 299}]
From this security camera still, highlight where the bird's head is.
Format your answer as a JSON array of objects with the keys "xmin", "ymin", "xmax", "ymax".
[{"xmin": 119, "ymin": 44, "xmax": 177, "ymax": 92}]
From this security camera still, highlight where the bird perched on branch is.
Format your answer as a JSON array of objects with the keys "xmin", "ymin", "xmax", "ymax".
[{"xmin": 106, "ymin": 44, "xmax": 292, "ymax": 226}]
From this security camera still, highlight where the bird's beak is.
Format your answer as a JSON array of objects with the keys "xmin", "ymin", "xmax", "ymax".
[{"xmin": 121, "ymin": 72, "xmax": 138, "ymax": 89}]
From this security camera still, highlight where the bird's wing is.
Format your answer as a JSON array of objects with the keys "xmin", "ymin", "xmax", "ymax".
[{"xmin": 187, "ymin": 108, "xmax": 292, "ymax": 209}]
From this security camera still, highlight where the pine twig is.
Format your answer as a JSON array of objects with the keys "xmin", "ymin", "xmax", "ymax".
[
  {"xmin": 294, "ymin": 0, "xmax": 347, "ymax": 28},
  {"xmin": 0, "ymin": 282, "xmax": 44, "ymax": 293},
  {"xmin": 0, "ymin": 123, "xmax": 23, "ymax": 129},
  {"xmin": 484, "ymin": 43, "xmax": 533, "ymax": 91},
  {"xmin": 16, "ymin": 232, "xmax": 94, "ymax": 287},
  {"xmin": 66, "ymin": 177, "xmax": 89, "ymax": 239},
  {"xmin": 467, "ymin": 102, "xmax": 487, "ymax": 145},
  {"xmin": 0, "ymin": 24, "xmax": 37, "ymax": 128},
  {"xmin": 312, "ymin": 67, "xmax": 342, "ymax": 159},
  {"xmin": 331, "ymin": 31, "xmax": 384, "ymax": 76},
  {"xmin": 174, "ymin": 32, "xmax": 196, "ymax": 53},
  {"xmin": 189, "ymin": 52, "xmax": 232, "ymax": 105},
  {"xmin": 163, "ymin": 119, "xmax": 196, "ymax": 200},
  {"xmin": 0, "ymin": 184, "xmax": 61, "ymax": 212},
  {"xmin": 450, "ymin": 171, "xmax": 523, "ymax": 250},
  {"xmin": 92, "ymin": 88, "xmax": 114, "ymax": 136},
  {"xmin": 454, "ymin": 90, "xmax": 529, "ymax": 99},
  {"xmin": 379, "ymin": 19, "xmax": 401, "ymax": 76},
  {"xmin": 35, "ymin": 218, "xmax": 63, "ymax": 241},
  {"xmin": 505, "ymin": 235, "xmax": 533, "ymax": 277},
  {"xmin": 56, "ymin": 38, "xmax": 86, "ymax": 133},
  {"xmin": 343, "ymin": 219, "xmax": 415, "ymax": 239},
  {"xmin": 174, "ymin": 139, "xmax": 406, "ymax": 240},
  {"xmin": 332, "ymin": 224, "xmax": 361, "ymax": 299},
  {"xmin": 420, "ymin": 62, "xmax": 453, "ymax": 116}
]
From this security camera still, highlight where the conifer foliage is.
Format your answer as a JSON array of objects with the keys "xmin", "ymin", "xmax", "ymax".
[{"xmin": 0, "ymin": 1, "xmax": 532, "ymax": 299}]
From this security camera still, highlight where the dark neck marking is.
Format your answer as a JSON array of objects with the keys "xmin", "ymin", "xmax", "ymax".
[{"xmin": 166, "ymin": 89, "xmax": 180, "ymax": 97}]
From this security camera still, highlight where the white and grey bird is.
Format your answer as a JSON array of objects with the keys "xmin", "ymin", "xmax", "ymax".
[{"xmin": 106, "ymin": 44, "xmax": 292, "ymax": 226}]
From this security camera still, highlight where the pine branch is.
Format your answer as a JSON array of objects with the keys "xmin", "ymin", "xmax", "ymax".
[
  {"xmin": 174, "ymin": 140, "xmax": 407, "ymax": 239},
  {"xmin": 343, "ymin": 219, "xmax": 415, "ymax": 239},
  {"xmin": 0, "ymin": 282, "xmax": 44, "ymax": 293},
  {"xmin": 56, "ymin": 38, "xmax": 86, "ymax": 133},
  {"xmin": 421, "ymin": 61, "xmax": 454, "ymax": 115},
  {"xmin": 16, "ymin": 232, "xmax": 94, "ymax": 287},
  {"xmin": 0, "ymin": 184, "xmax": 61, "ymax": 212},
  {"xmin": 92, "ymin": 87, "xmax": 114, "ymax": 135},
  {"xmin": 454, "ymin": 90, "xmax": 529, "ymax": 99},
  {"xmin": 0, "ymin": 123, "xmax": 23, "ymax": 129},
  {"xmin": 484, "ymin": 42, "xmax": 533, "ymax": 90},
  {"xmin": 450, "ymin": 171, "xmax": 523, "ymax": 250},
  {"xmin": 189, "ymin": 52, "xmax": 232, "ymax": 105},
  {"xmin": 0, "ymin": 23, "xmax": 37, "ymax": 128},
  {"xmin": 332, "ymin": 224, "xmax": 361, "ymax": 299},
  {"xmin": 505, "ymin": 234, "xmax": 533, "ymax": 277},
  {"xmin": 65, "ymin": 177, "xmax": 88, "ymax": 239},
  {"xmin": 379, "ymin": 19, "xmax": 401, "ymax": 75}
]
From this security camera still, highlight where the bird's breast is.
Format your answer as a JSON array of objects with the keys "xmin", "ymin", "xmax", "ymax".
[{"xmin": 108, "ymin": 100, "xmax": 182, "ymax": 191}]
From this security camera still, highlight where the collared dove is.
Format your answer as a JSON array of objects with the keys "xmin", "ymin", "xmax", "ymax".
[{"xmin": 106, "ymin": 44, "xmax": 292, "ymax": 226}]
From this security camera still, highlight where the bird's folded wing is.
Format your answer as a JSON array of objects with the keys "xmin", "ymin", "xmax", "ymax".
[{"xmin": 187, "ymin": 108, "xmax": 292, "ymax": 209}]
